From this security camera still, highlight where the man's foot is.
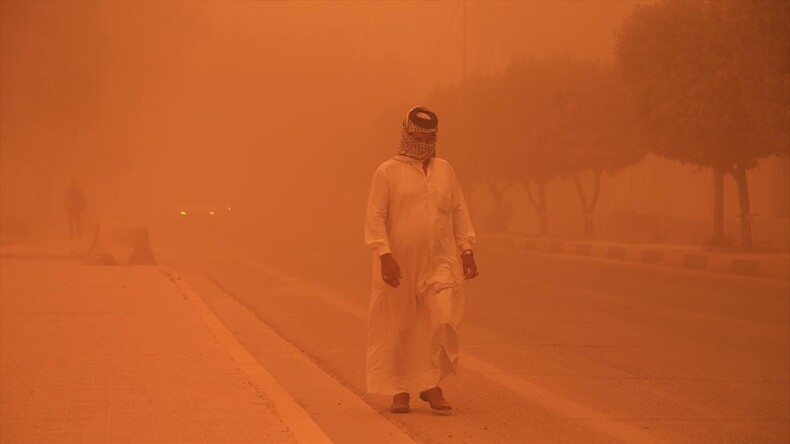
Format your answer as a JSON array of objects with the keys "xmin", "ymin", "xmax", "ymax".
[
  {"xmin": 419, "ymin": 387, "xmax": 452, "ymax": 410},
  {"xmin": 390, "ymin": 392, "xmax": 410, "ymax": 413}
]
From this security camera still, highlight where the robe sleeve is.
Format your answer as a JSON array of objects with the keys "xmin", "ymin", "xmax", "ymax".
[
  {"xmin": 364, "ymin": 166, "xmax": 391, "ymax": 256},
  {"xmin": 451, "ymin": 168, "xmax": 476, "ymax": 253}
]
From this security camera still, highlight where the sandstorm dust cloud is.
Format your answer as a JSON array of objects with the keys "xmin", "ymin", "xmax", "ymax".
[
  {"xmin": 1, "ymin": 3, "xmax": 789, "ymax": 443},
  {"xmin": 1, "ymin": 1, "xmax": 787, "ymax": 254}
]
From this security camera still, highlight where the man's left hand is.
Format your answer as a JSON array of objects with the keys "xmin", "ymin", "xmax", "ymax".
[{"xmin": 462, "ymin": 253, "xmax": 478, "ymax": 279}]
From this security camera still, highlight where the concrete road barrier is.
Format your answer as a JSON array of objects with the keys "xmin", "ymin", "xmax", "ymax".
[
  {"xmin": 683, "ymin": 253, "xmax": 708, "ymax": 270},
  {"xmin": 478, "ymin": 232, "xmax": 788, "ymax": 281},
  {"xmin": 514, "ymin": 236, "xmax": 538, "ymax": 251},
  {"xmin": 606, "ymin": 246, "xmax": 626, "ymax": 260},
  {"xmin": 730, "ymin": 259, "xmax": 761, "ymax": 277},
  {"xmin": 86, "ymin": 222, "xmax": 156, "ymax": 265},
  {"xmin": 574, "ymin": 243, "xmax": 592, "ymax": 256},
  {"xmin": 641, "ymin": 250, "xmax": 664, "ymax": 265}
]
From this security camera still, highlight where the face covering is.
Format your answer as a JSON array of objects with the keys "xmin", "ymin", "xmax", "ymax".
[{"xmin": 398, "ymin": 106, "xmax": 439, "ymax": 161}]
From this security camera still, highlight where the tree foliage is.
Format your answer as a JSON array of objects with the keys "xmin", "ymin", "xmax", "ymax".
[
  {"xmin": 616, "ymin": 0, "xmax": 789, "ymax": 246},
  {"xmin": 431, "ymin": 55, "xmax": 645, "ymax": 236}
]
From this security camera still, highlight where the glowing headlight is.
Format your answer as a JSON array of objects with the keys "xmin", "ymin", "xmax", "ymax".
[
  {"xmin": 209, "ymin": 211, "xmax": 215, "ymax": 215},
  {"xmin": 179, "ymin": 211, "xmax": 187, "ymax": 216}
]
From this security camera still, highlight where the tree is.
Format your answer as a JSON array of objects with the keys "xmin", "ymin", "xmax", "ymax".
[
  {"xmin": 574, "ymin": 67, "xmax": 646, "ymax": 238},
  {"xmin": 500, "ymin": 57, "xmax": 568, "ymax": 236},
  {"xmin": 713, "ymin": 0, "xmax": 790, "ymax": 247},
  {"xmin": 431, "ymin": 74, "xmax": 521, "ymax": 233},
  {"xmin": 616, "ymin": 0, "xmax": 790, "ymax": 248},
  {"xmin": 431, "ymin": 55, "xmax": 646, "ymax": 239},
  {"xmin": 504, "ymin": 56, "xmax": 645, "ymax": 237}
]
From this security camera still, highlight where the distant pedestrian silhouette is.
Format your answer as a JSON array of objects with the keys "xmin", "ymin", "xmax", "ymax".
[{"xmin": 64, "ymin": 179, "xmax": 86, "ymax": 239}]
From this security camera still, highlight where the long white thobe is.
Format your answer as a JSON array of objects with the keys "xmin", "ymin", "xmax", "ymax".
[{"xmin": 364, "ymin": 155, "xmax": 476, "ymax": 394}]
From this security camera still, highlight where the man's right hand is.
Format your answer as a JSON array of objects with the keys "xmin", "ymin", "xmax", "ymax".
[{"xmin": 380, "ymin": 253, "xmax": 402, "ymax": 288}]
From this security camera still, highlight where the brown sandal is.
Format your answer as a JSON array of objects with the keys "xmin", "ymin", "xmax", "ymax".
[
  {"xmin": 390, "ymin": 392, "xmax": 410, "ymax": 413},
  {"xmin": 419, "ymin": 387, "xmax": 452, "ymax": 410}
]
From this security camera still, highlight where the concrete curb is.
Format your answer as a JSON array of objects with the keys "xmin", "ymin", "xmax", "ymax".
[
  {"xmin": 479, "ymin": 233, "xmax": 790, "ymax": 281},
  {"xmin": 179, "ymin": 269, "xmax": 416, "ymax": 444},
  {"xmin": 161, "ymin": 267, "xmax": 334, "ymax": 444}
]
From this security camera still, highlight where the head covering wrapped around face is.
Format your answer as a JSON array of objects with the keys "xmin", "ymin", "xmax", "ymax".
[{"xmin": 398, "ymin": 106, "xmax": 439, "ymax": 160}]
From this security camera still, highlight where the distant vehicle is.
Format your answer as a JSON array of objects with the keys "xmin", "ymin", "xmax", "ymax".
[{"xmin": 174, "ymin": 199, "xmax": 233, "ymax": 228}]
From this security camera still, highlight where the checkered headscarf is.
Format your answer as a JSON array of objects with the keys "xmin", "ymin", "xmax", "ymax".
[{"xmin": 398, "ymin": 106, "xmax": 439, "ymax": 160}]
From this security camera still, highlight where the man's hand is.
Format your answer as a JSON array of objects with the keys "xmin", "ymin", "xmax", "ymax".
[
  {"xmin": 380, "ymin": 253, "xmax": 402, "ymax": 288},
  {"xmin": 461, "ymin": 252, "xmax": 478, "ymax": 279}
]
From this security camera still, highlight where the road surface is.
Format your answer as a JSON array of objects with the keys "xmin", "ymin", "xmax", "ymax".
[{"xmin": 158, "ymin": 228, "xmax": 789, "ymax": 443}]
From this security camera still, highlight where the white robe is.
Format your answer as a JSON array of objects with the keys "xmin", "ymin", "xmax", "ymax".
[{"xmin": 364, "ymin": 155, "xmax": 476, "ymax": 394}]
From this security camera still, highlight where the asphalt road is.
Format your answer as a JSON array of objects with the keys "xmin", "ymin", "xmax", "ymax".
[{"xmin": 159, "ymin": 229, "xmax": 790, "ymax": 444}]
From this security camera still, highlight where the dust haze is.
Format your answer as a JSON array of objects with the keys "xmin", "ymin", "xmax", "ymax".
[
  {"xmin": 2, "ymin": 2, "xmax": 790, "ymax": 441},
  {"xmin": 3, "ymin": 1, "xmax": 787, "ymax": 255},
  {"xmin": 2, "ymin": 0, "xmax": 666, "ymax": 249}
]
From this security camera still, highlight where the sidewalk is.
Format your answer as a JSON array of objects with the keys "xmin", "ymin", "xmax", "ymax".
[
  {"xmin": 479, "ymin": 233, "xmax": 790, "ymax": 281},
  {"xmin": 0, "ymin": 241, "xmax": 303, "ymax": 443}
]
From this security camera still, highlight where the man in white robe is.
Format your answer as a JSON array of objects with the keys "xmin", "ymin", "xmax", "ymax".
[{"xmin": 364, "ymin": 106, "xmax": 478, "ymax": 413}]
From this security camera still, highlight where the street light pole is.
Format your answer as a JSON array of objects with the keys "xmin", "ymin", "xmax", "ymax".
[{"xmin": 462, "ymin": 0, "xmax": 467, "ymax": 84}]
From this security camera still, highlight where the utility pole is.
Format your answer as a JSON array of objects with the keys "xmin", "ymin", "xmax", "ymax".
[{"xmin": 462, "ymin": 0, "xmax": 467, "ymax": 84}]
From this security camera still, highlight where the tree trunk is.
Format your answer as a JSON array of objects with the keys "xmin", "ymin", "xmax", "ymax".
[
  {"xmin": 730, "ymin": 165, "xmax": 753, "ymax": 248},
  {"xmin": 537, "ymin": 182, "xmax": 548, "ymax": 236},
  {"xmin": 522, "ymin": 181, "xmax": 549, "ymax": 236},
  {"xmin": 571, "ymin": 169, "xmax": 602, "ymax": 239},
  {"xmin": 485, "ymin": 180, "xmax": 513, "ymax": 232},
  {"xmin": 524, "ymin": 180, "xmax": 549, "ymax": 236},
  {"xmin": 490, "ymin": 183, "xmax": 506, "ymax": 232},
  {"xmin": 711, "ymin": 165, "xmax": 726, "ymax": 246}
]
